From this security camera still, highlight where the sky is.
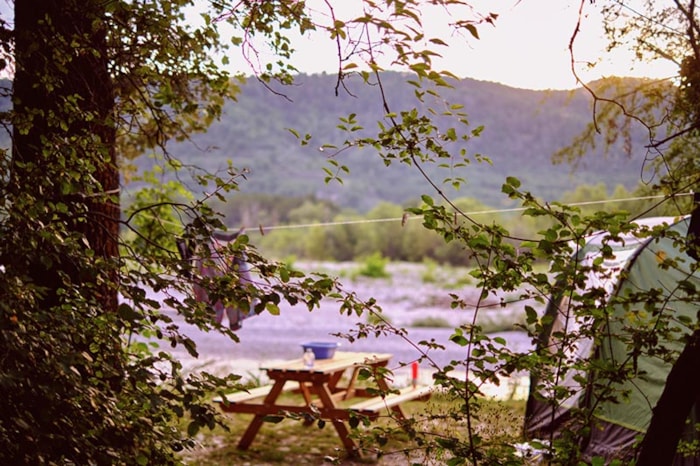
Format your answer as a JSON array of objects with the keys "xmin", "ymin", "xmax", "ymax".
[
  {"xmin": 0, "ymin": 0, "xmax": 679, "ymax": 91},
  {"xmin": 276, "ymin": 0, "xmax": 678, "ymax": 91}
]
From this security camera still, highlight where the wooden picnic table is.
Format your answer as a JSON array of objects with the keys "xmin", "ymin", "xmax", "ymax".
[{"xmin": 215, "ymin": 351, "xmax": 433, "ymax": 457}]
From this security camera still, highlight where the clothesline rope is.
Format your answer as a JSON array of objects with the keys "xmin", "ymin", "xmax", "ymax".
[{"xmin": 245, "ymin": 192, "xmax": 692, "ymax": 234}]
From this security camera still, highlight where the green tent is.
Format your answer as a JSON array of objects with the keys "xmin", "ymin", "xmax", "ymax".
[{"xmin": 524, "ymin": 216, "xmax": 700, "ymax": 464}]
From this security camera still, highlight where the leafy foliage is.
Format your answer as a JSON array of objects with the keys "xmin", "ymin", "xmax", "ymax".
[
  {"xmin": 3, "ymin": 0, "xmax": 700, "ymax": 465},
  {"xmin": 0, "ymin": 0, "xmax": 365, "ymax": 464}
]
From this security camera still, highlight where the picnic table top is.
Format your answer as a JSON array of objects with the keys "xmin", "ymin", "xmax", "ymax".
[{"xmin": 260, "ymin": 351, "xmax": 393, "ymax": 375}]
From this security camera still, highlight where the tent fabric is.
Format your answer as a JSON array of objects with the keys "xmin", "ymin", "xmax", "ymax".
[
  {"xmin": 583, "ymin": 420, "xmax": 641, "ymax": 462},
  {"xmin": 524, "ymin": 216, "xmax": 700, "ymax": 464}
]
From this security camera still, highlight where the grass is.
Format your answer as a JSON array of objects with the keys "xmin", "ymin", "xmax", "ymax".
[{"xmin": 179, "ymin": 392, "xmax": 526, "ymax": 465}]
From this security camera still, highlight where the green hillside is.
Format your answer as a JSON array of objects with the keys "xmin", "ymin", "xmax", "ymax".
[{"xmin": 140, "ymin": 72, "xmax": 647, "ymax": 211}]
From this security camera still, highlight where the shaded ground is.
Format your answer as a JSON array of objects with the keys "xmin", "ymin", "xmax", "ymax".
[{"xmin": 180, "ymin": 392, "xmax": 527, "ymax": 465}]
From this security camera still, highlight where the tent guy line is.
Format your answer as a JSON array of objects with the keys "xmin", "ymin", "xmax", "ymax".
[
  {"xmin": 155, "ymin": 192, "xmax": 692, "ymax": 234},
  {"xmin": 242, "ymin": 192, "xmax": 693, "ymax": 234}
]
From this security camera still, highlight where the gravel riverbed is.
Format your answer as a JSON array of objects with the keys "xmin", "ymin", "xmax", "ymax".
[{"xmin": 159, "ymin": 261, "xmax": 538, "ymax": 396}]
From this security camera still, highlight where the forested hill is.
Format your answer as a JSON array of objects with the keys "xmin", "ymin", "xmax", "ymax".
[{"xmin": 153, "ymin": 72, "xmax": 647, "ymax": 211}]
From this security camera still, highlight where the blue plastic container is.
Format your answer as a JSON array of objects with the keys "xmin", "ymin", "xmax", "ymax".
[{"xmin": 301, "ymin": 341, "xmax": 340, "ymax": 360}]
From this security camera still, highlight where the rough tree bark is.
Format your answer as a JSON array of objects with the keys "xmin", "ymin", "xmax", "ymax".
[
  {"xmin": 635, "ymin": 193, "xmax": 700, "ymax": 464},
  {"xmin": 636, "ymin": 330, "xmax": 700, "ymax": 465},
  {"xmin": 11, "ymin": 0, "xmax": 118, "ymax": 311}
]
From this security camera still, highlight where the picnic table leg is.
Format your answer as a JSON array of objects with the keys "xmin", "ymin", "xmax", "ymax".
[
  {"xmin": 328, "ymin": 370, "xmax": 345, "ymax": 391},
  {"xmin": 298, "ymin": 382, "xmax": 315, "ymax": 426},
  {"xmin": 376, "ymin": 372, "xmax": 407, "ymax": 420},
  {"xmin": 341, "ymin": 367, "xmax": 361, "ymax": 400},
  {"xmin": 315, "ymin": 382, "xmax": 360, "ymax": 458},
  {"xmin": 237, "ymin": 416, "xmax": 265, "ymax": 450},
  {"xmin": 237, "ymin": 380, "xmax": 287, "ymax": 450},
  {"xmin": 390, "ymin": 404, "xmax": 406, "ymax": 420}
]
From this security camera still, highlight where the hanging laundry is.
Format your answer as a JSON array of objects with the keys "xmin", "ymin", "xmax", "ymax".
[{"xmin": 178, "ymin": 229, "xmax": 257, "ymax": 330}]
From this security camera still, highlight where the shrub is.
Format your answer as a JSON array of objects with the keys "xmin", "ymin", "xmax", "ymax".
[
  {"xmin": 354, "ymin": 253, "xmax": 391, "ymax": 279},
  {"xmin": 421, "ymin": 258, "xmax": 438, "ymax": 283}
]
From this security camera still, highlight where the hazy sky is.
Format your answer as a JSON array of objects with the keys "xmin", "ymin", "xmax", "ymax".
[
  {"xmin": 278, "ymin": 0, "xmax": 678, "ymax": 90},
  {"xmin": 0, "ymin": 1, "xmax": 678, "ymax": 91}
]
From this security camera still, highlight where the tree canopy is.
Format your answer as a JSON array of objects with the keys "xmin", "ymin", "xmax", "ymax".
[
  {"xmin": 2, "ymin": 0, "xmax": 700, "ymax": 464},
  {"xmin": 0, "ymin": 1, "xmax": 503, "ymax": 463}
]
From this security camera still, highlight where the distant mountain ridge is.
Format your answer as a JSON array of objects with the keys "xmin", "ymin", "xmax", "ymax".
[{"xmin": 142, "ymin": 72, "xmax": 650, "ymax": 210}]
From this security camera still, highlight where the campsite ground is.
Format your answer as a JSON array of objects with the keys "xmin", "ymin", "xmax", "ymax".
[
  {"xmin": 170, "ymin": 261, "xmax": 534, "ymax": 464},
  {"xmin": 181, "ymin": 392, "xmax": 527, "ymax": 465}
]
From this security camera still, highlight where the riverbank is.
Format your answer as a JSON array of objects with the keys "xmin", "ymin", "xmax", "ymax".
[{"xmin": 166, "ymin": 261, "xmax": 535, "ymax": 400}]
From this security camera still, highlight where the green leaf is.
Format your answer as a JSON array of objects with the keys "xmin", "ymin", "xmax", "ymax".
[
  {"xmin": 187, "ymin": 421, "xmax": 200, "ymax": 437},
  {"xmin": 117, "ymin": 303, "xmax": 141, "ymax": 322},
  {"xmin": 262, "ymin": 415, "xmax": 284, "ymax": 423},
  {"xmin": 450, "ymin": 333, "xmax": 469, "ymax": 347},
  {"xmin": 505, "ymin": 176, "xmax": 521, "ymax": 188},
  {"xmin": 429, "ymin": 37, "xmax": 448, "ymax": 46},
  {"xmin": 183, "ymin": 338, "xmax": 199, "ymax": 358},
  {"xmin": 525, "ymin": 306, "xmax": 538, "ymax": 324}
]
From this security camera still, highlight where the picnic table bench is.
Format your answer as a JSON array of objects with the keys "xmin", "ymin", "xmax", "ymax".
[{"xmin": 214, "ymin": 351, "xmax": 433, "ymax": 456}]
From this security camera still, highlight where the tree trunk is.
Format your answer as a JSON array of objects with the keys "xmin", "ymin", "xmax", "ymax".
[
  {"xmin": 636, "ymin": 330, "xmax": 700, "ymax": 465},
  {"xmin": 12, "ymin": 0, "xmax": 118, "ymax": 311}
]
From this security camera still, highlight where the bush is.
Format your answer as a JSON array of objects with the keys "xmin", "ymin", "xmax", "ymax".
[
  {"xmin": 421, "ymin": 258, "xmax": 438, "ymax": 283},
  {"xmin": 354, "ymin": 253, "xmax": 391, "ymax": 279}
]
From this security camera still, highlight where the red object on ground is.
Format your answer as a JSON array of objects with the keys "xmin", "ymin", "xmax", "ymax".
[{"xmin": 411, "ymin": 361, "xmax": 419, "ymax": 386}]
